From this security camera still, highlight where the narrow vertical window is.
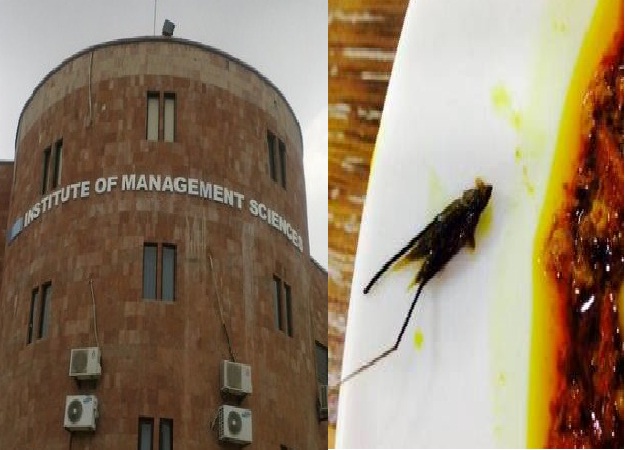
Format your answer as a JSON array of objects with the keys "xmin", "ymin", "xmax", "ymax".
[
  {"xmin": 41, "ymin": 147, "xmax": 51, "ymax": 195},
  {"xmin": 284, "ymin": 283, "xmax": 293, "ymax": 337},
  {"xmin": 147, "ymin": 92, "xmax": 160, "ymax": 141},
  {"xmin": 161, "ymin": 244, "xmax": 176, "ymax": 301},
  {"xmin": 52, "ymin": 140, "xmax": 63, "ymax": 188},
  {"xmin": 163, "ymin": 93, "xmax": 176, "ymax": 143},
  {"xmin": 138, "ymin": 417, "xmax": 154, "ymax": 450},
  {"xmin": 278, "ymin": 140, "xmax": 287, "ymax": 188},
  {"xmin": 315, "ymin": 342, "xmax": 328, "ymax": 385},
  {"xmin": 27, "ymin": 287, "xmax": 38, "ymax": 344},
  {"xmin": 38, "ymin": 282, "xmax": 52, "ymax": 339},
  {"xmin": 159, "ymin": 418, "xmax": 173, "ymax": 450},
  {"xmin": 267, "ymin": 131, "xmax": 277, "ymax": 181},
  {"xmin": 143, "ymin": 244, "xmax": 158, "ymax": 299},
  {"xmin": 273, "ymin": 275, "xmax": 283, "ymax": 331}
]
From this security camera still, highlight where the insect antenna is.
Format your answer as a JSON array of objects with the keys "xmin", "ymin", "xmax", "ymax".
[
  {"xmin": 363, "ymin": 233, "xmax": 424, "ymax": 294},
  {"xmin": 337, "ymin": 280, "xmax": 427, "ymax": 386}
]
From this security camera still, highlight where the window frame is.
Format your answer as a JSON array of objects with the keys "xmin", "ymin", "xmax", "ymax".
[
  {"xmin": 52, "ymin": 139, "xmax": 63, "ymax": 189},
  {"xmin": 278, "ymin": 139, "xmax": 287, "ymax": 189},
  {"xmin": 37, "ymin": 282, "xmax": 52, "ymax": 339},
  {"xmin": 161, "ymin": 244, "xmax": 176, "ymax": 301},
  {"xmin": 284, "ymin": 282, "xmax": 293, "ymax": 337},
  {"xmin": 315, "ymin": 341, "xmax": 328, "ymax": 385},
  {"xmin": 146, "ymin": 92, "xmax": 160, "ymax": 141},
  {"xmin": 138, "ymin": 416, "xmax": 154, "ymax": 450},
  {"xmin": 273, "ymin": 275, "xmax": 283, "ymax": 332},
  {"xmin": 163, "ymin": 93, "xmax": 176, "ymax": 143},
  {"xmin": 143, "ymin": 243, "xmax": 158, "ymax": 300},
  {"xmin": 27, "ymin": 287, "xmax": 38, "ymax": 344},
  {"xmin": 41, "ymin": 147, "xmax": 51, "ymax": 195},
  {"xmin": 159, "ymin": 418, "xmax": 173, "ymax": 450},
  {"xmin": 267, "ymin": 131, "xmax": 278, "ymax": 182}
]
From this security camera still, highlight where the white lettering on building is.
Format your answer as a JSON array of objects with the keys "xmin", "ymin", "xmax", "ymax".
[{"xmin": 16, "ymin": 174, "xmax": 303, "ymax": 253}]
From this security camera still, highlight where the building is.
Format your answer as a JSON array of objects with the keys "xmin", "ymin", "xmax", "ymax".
[{"xmin": 0, "ymin": 36, "xmax": 328, "ymax": 449}]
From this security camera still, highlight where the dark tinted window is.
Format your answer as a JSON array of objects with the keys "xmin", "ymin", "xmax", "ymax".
[
  {"xmin": 38, "ymin": 283, "xmax": 52, "ymax": 339},
  {"xmin": 162, "ymin": 245, "xmax": 176, "ymax": 301},
  {"xmin": 159, "ymin": 418, "xmax": 173, "ymax": 450},
  {"xmin": 138, "ymin": 417, "xmax": 154, "ymax": 450},
  {"xmin": 143, "ymin": 244, "xmax": 158, "ymax": 299},
  {"xmin": 273, "ymin": 275, "xmax": 283, "ymax": 331}
]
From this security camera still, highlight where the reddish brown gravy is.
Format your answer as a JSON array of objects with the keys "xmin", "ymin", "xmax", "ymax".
[{"xmin": 542, "ymin": 26, "xmax": 623, "ymax": 448}]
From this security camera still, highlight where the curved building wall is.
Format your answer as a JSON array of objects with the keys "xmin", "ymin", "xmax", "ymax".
[{"xmin": 0, "ymin": 38, "xmax": 327, "ymax": 449}]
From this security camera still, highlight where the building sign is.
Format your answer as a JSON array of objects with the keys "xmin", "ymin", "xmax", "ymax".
[{"xmin": 8, "ymin": 174, "xmax": 304, "ymax": 252}]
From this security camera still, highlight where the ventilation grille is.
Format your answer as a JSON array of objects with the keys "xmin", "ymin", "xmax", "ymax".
[
  {"xmin": 71, "ymin": 350, "xmax": 88, "ymax": 374},
  {"xmin": 226, "ymin": 361, "xmax": 242, "ymax": 389},
  {"xmin": 69, "ymin": 347, "xmax": 101, "ymax": 380},
  {"xmin": 67, "ymin": 399, "xmax": 83, "ymax": 423},
  {"xmin": 220, "ymin": 360, "xmax": 252, "ymax": 396},
  {"xmin": 218, "ymin": 405, "xmax": 252, "ymax": 444}
]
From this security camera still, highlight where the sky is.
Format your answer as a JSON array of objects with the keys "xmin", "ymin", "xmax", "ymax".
[{"xmin": 0, "ymin": 0, "xmax": 328, "ymax": 269}]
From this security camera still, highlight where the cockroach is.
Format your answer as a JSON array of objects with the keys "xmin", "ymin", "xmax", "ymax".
[{"xmin": 339, "ymin": 178, "xmax": 492, "ymax": 385}]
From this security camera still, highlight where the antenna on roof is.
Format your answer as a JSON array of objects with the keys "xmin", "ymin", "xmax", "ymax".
[{"xmin": 153, "ymin": 0, "xmax": 157, "ymax": 35}]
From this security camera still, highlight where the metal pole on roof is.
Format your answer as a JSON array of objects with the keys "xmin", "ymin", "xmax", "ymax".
[{"xmin": 153, "ymin": 0, "xmax": 157, "ymax": 35}]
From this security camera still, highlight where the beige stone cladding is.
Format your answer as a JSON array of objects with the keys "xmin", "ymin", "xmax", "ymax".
[{"xmin": 0, "ymin": 38, "xmax": 327, "ymax": 449}]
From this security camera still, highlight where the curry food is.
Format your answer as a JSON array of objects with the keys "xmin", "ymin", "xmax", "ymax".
[{"xmin": 542, "ymin": 26, "xmax": 623, "ymax": 448}]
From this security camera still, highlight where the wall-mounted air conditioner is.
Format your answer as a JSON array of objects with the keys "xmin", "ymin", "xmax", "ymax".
[
  {"xmin": 220, "ymin": 360, "xmax": 252, "ymax": 396},
  {"xmin": 318, "ymin": 384, "xmax": 328, "ymax": 420},
  {"xmin": 218, "ymin": 405, "xmax": 252, "ymax": 445},
  {"xmin": 69, "ymin": 347, "xmax": 101, "ymax": 380},
  {"xmin": 64, "ymin": 395, "xmax": 99, "ymax": 432}
]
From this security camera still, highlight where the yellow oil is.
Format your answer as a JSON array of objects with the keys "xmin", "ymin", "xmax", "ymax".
[{"xmin": 526, "ymin": 0, "xmax": 622, "ymax": 447}]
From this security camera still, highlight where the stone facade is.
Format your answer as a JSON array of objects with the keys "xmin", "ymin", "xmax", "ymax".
[{"xmin": 0, "ymin": 38, "xmax": 327, "ymax": 449}]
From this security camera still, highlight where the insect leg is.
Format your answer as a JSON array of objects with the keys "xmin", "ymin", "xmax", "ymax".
[
  {"xmin": 363, "ymin": 232, "xmax": 426, "ymax": 294},
  {"xmin": 338, "ymin": 281, "xmax": 427, "ymax": 386}
]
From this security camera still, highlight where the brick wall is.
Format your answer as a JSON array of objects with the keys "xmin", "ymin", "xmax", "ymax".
[{"xmin": 0, "ymin": 38, "xmax": 326, "ymax": 449}]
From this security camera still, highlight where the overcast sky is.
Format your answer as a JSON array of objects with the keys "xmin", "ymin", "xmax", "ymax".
[{"xmin": 0, "ymin": 0, "xmax": 328, "ymax": 269}]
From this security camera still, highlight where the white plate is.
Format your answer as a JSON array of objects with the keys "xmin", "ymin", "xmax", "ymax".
[{"xmin": 335, "ymin": 0, "xmax": 599, "ymax": 447}]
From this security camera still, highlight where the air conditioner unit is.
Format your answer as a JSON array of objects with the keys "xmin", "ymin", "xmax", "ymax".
[
  {"xmin": 218, "ymin": 405, "xmax": 252, "ymax": 445},
  {"xmin": 220, "ymin": 360, "xmax": 252, "ymax": 396},
  {"xmin": 69, "ymin": 347, "xmax": 101, "ymax": 380},
  {"xmin": 317, "ymin": 384, "xmax": 328, "ymax": 420},
  {"xmin": 64, "ymin": 395, "xmax": 98, "ymax": 432}
]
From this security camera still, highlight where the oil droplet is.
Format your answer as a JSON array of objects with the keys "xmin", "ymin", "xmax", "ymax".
[
  {"xmin": 497, "ymin": 372, "xmax": 507, "ymax": 386},
  {"xmin": 413, "ymin": 329, "xmax": 424, "ymax": 350}
]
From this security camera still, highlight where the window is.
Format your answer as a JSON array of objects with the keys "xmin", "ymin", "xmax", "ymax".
[
  {"xmin": 41, "ymin": 147, "xmax": 51, "ymax": 195},
  {"xmin": 147, "ymin": 92, "xmax": 176, "ymax": 142},
  {"xmin": 267, "ymin": 130, "xmax": 287, "ymax": 188},
  {"xmin": 147, "ymin": 92, "xmax": 160, "ymax": 141},
  {"xmin": 163, "ymin": 93, "xmax": 176, "ymax": 143},
  {"xmin": 161, "ymin": 244, "xmax": 176, "ymax": 301},
  {"xmin": 143, "ymin": 244, "xmax": 158, "ymax": 299},
  {"xmin": 143, "ymin": 243, "xmax": 177, "ymax": 301},
  {"xmin": 272, "ymin": 275, "xmax": 293, "ymax": 336},
  {"xmin": 278, "ymin": 140, "xmax": 287, "ymax": 188},
  {"xmin": 267, "ymin": 131, "xmax": 277, "ymax": 182},
  {"xmin": 138, "ymin": 417, "xmax": 154, "ymax": 450},
  {"xmin": 273, "ymin": 276, "xmax": 283, "ymax": 332},
  {"xmin": 38, "ymin": 282, "xmax": 52, "ymax": 339},
  {"xmin": 284, "ymin": 283, "xmax": 293, "ymax": 337},
  {"xmin": 52, "ymin": 140, "xmax": 63, "ymax": 188},
  {"xmin": 315, "ymin": 342, "xmax": 328, "ymax": 385},
  {"xmin": 159, "ymin": 418, "xmax": 173, "ymax": 450},
  {"xmin": 27, "ymin": 287, "xmax": 38, "ymax": 344}
]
